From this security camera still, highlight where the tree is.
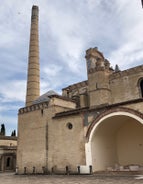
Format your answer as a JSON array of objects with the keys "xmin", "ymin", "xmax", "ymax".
[
  {"xmin": 13, "ymin": 130, "xmax": 16, "ymax": 136},
  {"xmin": 115, "ymin": 64, "xmax": 120, "ymax": 72},
  {"xmin": 11, "ymin": 131, "xmax": 14, "ymax": 136},
  {"xmin": 11, "ymin": 130, "xmax": 16, "ymax": 137},
  {"xmin": 0, "ymin": 124, "xmax": 6, "ymax": 136}
]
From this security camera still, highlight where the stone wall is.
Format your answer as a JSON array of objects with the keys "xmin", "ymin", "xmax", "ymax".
[
  {"xmin": 17, "ymin": 96, "xmax": 81, "ymax": 174},
  {"xmin": 48, "ymin": 114, "xmax": 86, "ymax": 172},
  {"xmin": 17, "ymin": 109, "xmax": 47, "ymax": 173},
  {"xmin": 0, "ymin": 136, "xmax": 17, "ymax": 147},
  {"xmin": 109, "ymin": 65, "xmax": 143, "ymax": 104}
]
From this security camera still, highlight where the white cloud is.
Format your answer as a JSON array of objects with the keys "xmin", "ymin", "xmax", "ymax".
[
  {"xmin": 109, "ymin": 42, "xmax": 143, "ymax": 69},
  {"xmin": 0, "ymin": 104, "xmax": 20, "ymax": 112},
  {"xmin": 0, "ymin": 0, "xmax": 143, "ymax": 135},
  {"xmin": 0, "ymin": 80, "xmax": 26, "ymax": 103},
  {"xmin": 42, "ymin": 64, "xmax": 62, "ymax": 77},
  {"xmin": 86, "ymin": 0, "xmax": 100, "ymax": 11}
]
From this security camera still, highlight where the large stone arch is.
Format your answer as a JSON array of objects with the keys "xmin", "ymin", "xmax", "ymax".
[{"xmin": 85, "ymin": 107, "xmax": 143, "ymax": 172}]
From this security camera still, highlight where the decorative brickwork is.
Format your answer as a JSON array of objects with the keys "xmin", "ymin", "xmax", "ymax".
[{"xmin": 19, "ymin": 102, "xmax": 49, "ymax": 114}]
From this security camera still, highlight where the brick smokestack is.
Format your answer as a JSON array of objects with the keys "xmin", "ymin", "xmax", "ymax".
[{"xmin": 26, "ymin": 5, "xmax": 40, "ymax": 106}]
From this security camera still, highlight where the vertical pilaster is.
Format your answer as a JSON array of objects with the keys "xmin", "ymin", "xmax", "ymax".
[{"xmin": 26, "ymin": 5, "xmax": 40, "ymax": 106}]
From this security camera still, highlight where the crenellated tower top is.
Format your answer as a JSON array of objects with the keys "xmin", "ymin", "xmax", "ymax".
[{"xmin": 85, "ymin": 47, "xmax": 110, "ymax": 72}]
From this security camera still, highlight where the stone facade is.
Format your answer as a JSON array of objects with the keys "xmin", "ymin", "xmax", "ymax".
[{"xmin": 17, "ymin": 6, "xmax": 143, "ymax": 174}]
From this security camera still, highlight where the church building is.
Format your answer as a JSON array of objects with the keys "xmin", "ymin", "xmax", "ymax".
[{"xmin": 17, "ymin": 5, "xmax": 143, "ymax": 174}]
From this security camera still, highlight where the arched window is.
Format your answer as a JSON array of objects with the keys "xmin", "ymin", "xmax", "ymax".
[
  {"xmin": 140, "ymin": 79, "xmax": 143, "ymax": 97},
  {"xmin": 6, "ymin": 157, "xmax": 11, "ymax": 167}
]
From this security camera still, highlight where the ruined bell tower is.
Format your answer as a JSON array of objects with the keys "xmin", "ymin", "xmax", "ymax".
[
  {"xmin": 85, "ymin": 47, "xmax": 112, "ymax": 108},
  {"xmin": 26, "ymin": 5, "xmax": 40, "ymax": 106}
]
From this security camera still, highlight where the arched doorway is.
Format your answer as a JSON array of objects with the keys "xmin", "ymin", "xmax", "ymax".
[{"xmin": 85, "ymin": 109, "xmax": 143, "ymax": 172}]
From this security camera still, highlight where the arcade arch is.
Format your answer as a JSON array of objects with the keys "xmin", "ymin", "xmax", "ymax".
[{"xmin": 85, "ymin": 110, "xmax": 143, "ymax": 172}]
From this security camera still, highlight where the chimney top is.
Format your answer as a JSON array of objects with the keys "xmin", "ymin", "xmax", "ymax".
[
  {"xmin": 31, "ymin": 5, "xmax": 39, "ymax": 18},
  {"xmin": 32, "ymin": 5, "xmax": 38, "ymax": 9}
]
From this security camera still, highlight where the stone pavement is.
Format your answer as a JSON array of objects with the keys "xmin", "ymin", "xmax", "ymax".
[{"xmin": 0, "ymin": 172, "xmax": 143, "ymax": 184}]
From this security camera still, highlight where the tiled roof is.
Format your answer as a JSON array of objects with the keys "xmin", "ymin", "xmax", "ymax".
[{"xmin": 32, "ymin": 90, "xmax": 59, "ymax": 104}]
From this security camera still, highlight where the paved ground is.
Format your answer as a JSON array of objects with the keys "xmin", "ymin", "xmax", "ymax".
[{"xmin": 0, "ymin": 173, "xmax": 143, "ymax": 184}]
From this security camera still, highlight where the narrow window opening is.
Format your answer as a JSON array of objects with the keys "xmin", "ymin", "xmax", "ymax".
[
  {"xmin": 67, "ymin": 90, "xmax": 69, "ymax": 97},
  {"xmin": 6, "ymin": 157, "xmax": 11, "ymax": 167},
  {"xmin": 140, "ymin": 80, "xmax": 143, "ymax": 97},
  {"xmin": 41, "ymin": 109, "xmax": 43, "ymax": 116}
]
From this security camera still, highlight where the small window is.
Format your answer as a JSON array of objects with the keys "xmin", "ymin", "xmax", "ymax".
[{"xmin": 140, "ymin": 79, "xmax": 143, "ymax": 97}]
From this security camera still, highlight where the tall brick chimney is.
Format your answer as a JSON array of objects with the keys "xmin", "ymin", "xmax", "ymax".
[{"xmin": 26, "ymin": 5, "xmax": 40, "ymax": 106}]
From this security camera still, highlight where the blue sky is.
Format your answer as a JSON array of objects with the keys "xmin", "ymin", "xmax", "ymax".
[{"xmin": 0, "ymin": 0, "xmax": 143, "ymax": 135}]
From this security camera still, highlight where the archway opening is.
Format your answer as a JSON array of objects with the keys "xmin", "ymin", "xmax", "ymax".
[{"xmin": 90, "ymin": 114, "xmax": 143, "ymax": 172}]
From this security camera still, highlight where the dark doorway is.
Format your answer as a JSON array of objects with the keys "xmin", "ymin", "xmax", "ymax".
[
  {"xmin": 6, "ymin": 157, "xmax": 11, "ymax": 167},
  {"xmin": 4, "ymin": 156, "xmax": 13, "ymax": 171}
]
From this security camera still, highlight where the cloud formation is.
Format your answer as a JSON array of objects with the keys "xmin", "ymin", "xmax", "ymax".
[{"xmin": 0, "ymin": 0, "xmax": 143, "ymax": 135}]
